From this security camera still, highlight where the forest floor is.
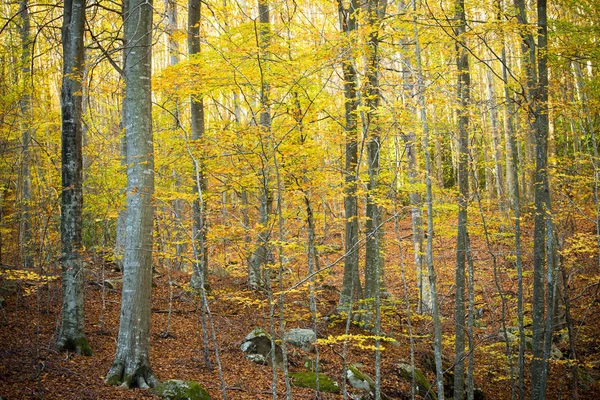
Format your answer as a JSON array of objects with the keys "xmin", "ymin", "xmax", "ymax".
[{"xmin": 1, "ymin": 210, "xmax": 600, "ymax": 399}]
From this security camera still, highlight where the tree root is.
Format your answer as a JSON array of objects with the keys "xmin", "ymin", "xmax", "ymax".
[
  {"xmin": 56, "ymin": 336, "xmax": 92, "ymax": 356},
  {"xmin": 106, "ymin": 360, "xmax": 157, "ymax": 389}
]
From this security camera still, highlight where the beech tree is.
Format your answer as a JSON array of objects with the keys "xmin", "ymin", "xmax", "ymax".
[
  {"xmin": 106, "ymin": 0, "xmax": 157, "ymax": 388},
  {"xmin": 337, "ymin": 0, "xmax": 362, "ymax": 312},
  {"xmin": 56, "ymin": 0, "xmax": 90, "ymax": 355},
  {"xmin": 453, "ymin": 0, "xmax": 471, "ymax": 397},
  {"xmin": 188, "ymin": 0, "xmax": 209, "ymax": 290},
  {"xmin": 18, "ymin": 0, "xmax": 32, "ymax": 269}
]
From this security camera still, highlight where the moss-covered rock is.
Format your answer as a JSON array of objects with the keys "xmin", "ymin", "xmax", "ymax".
[
  {"xmin": 346, "ymin": 364, "xmax": 391, "ymax": 400},
  {"xmin": 396, "ymin": 362, "xmax": 436, "ymax": 400},
  {"xmin": 240, "ymin": 328, "xmax": 283, "ymax": 368},
  {"xmin": 152, "ymin": 379, "xmax": 211, "ymax": 400},
  {"xmin": 289, "ymin": 372, "xmax": 340, "ymax": 393}
]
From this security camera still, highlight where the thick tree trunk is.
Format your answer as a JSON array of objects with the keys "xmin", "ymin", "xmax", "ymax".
[
  {"xmin": 57, "ymin": 0, "xmax": 91, "ymax": 356},
  {"xmin": 18, "ymin": 0, "xmax": 33, "ymax": 269},
  {"xmin": 188, "ymin": 0, "xmax": 209, "ymax": 290},
  {"xmin": 337, "ymin": 0, "xmax": 362, "ymax": 311},
  {"xmin": 454, "ymin": 0, "xmax": 470, "ymax": 398},
  {"xmin": 106, "ymin": 0, "xmax": 156, "ymax": 388}
]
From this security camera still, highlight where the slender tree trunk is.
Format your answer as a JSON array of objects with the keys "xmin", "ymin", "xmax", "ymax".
[
  {"xmin": 486, "ymin": 66, "xmax": 505, "ymax": 206},
  {"xmin": 513, "ymin": 0, "xmax": 538, "ymax": 203},
  {"xmin": 57, "ymin": 0, "xmax": 91, "ymax": 356},
  {"xmin": 454, "ymin": 0, "xmax": 470, "ymax": 398},
  {"xmin": 248, "ymin": 1, "xmax": 275, "ymax": 290},
  {"xmin": 106, "ymin": 0, "xmax": 156, "ymax": 388},
  {"xmin": 413, "ymin": 1, "xmax": 445, "ymax": 397},
  {"xmin": 188, "ymin": 0, "xmax": 209, "ymax": 290},
  {"xmin": 398, "ymin": 0, "xmax": 430, "ymax": 313},
  {"xmin": 363, "ymin": 0, "xmax": 387, "ymax": 318},
  {"xmin": 337, "ymin": 0, "xmax": 362, "ymax": 311},
  {"xmin": 114, "ymin": 0, "xmax": 129, "ymax": 272},
  {"xmin": 531, "ymin": 0, "xmax": 551, "ymax": 398},
  {"xmin": 18, "ymin": 0, "xmax": 33, "ymax": 269},
  {"xmin": 500, "ymin": 3, "xmax": 526, "ymax": 395},
  {"xmin": 165, "ymin": 0, "xmax": 186, "ymax": 270}
]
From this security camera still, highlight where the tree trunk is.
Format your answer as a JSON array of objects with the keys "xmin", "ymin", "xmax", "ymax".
[
  {"xmin": 413, "ymin": 1, "xmax": 445, "ymax": 396},
  {"xmin": 188, "ymin": 0, "xmax": 209, "ymax": 290},
  {"xmin": 247, "ymin": 0, "xmax": 274, "ymax": 291},
  {"xmin": 486, "ymin": 66, "xmax": 505, "ymax": 206},
  {"xmin": 363, "ymin": 0, "xmax": 387, "ymax": 318},
  {"xmin": 531, "ymin": 1, "xmax": 551, "ymax": 398},
  {"xmin": 57, "ymin": 0, "xmax": 91, "ymax": 356},
  {"xmin": 106, "ymin": 0, "xmax": 157, "ymax": 388},
  {"xmin": 337, "ymin": 0, "xmax": 362, "ymax": 311},
  {"xmin": 18, "ymin": 0, "xmax": 33, "ymax": 269},
  {"xmin": 454, "ymin": 0, "xmax": 470, "ymax": 398}
]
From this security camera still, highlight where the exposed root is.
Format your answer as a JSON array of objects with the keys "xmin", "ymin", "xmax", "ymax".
[
  {"xmin": 56, "ymin": 336, "xmax": 92, "ymax": 356},
  {"xmin": 106, "ymin": 359, "xmax": 157, "ymax": 389}
]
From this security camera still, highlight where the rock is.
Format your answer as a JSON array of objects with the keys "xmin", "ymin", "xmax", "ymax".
[
  {"xmin": 346, "ymin": 364, "xmax": 390, "ymax": 399},
  {"xmin": 550, "ymin": 344, "xmax": 563, "ymax": 360},
  {"xmin": 284, "ymin": 328, "xmax": 316, "ymax": 352},
  {"xmin": 240, "ymin": 328, "xmax": 283, "ymax": 368},
  {"xmin": 152, "ymin": 379, "xmax": 211, "ymax": 400},
  {"xmin": 103, "ymin": 278, "xmax": 122, "ymax": 290},
  {"xmin": 289, "ymin": 372, "xmax": 340, "ymax": 394},
  {"xmin": 0, "ymin": 280, "xmax": 18, "ymax": 296},
  {"xmin": 396, "ymin": 362, "xmax": 436, "ymax": 400},
  {"xmin": 346, "ymin": 364, "xmax": 373, "ymax": 391}
]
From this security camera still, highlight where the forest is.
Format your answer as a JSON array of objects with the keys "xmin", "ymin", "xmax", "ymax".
[{"xmin": 0, "ymin": 0, "xmax": 599, "ymax": 399}]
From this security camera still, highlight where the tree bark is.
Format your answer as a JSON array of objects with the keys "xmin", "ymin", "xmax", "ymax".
[
  {"xmin": 188, "ymin": 0, "xmax": 209, "ymax": 290},
  {"xmin": 106, "ymin": 0, "xmax": 157, "ymax": 388},
  {"xmin": 531, "ymin": 1, "xmax": 551, "ymax": 398},
  {"xmin": 247, "ymin": 0, "xmax": 275, "ymax": 291},
  {"xmin": 454, "ymin": 0, "xmax": 470, "ymax": 398},
  {"xmin": 412, "ymin": 0, "xmax": 445, "ymax": 396},
  {"xmin": 363, "ymin": 0, "xmax": 387, "ymax": 316},
  {"xmin": 337, "ymin": 0, "xmax": 362, "ymax": 311},
  {"xmin": 57, "ymin": 0, "xmax": 91, "ymax": 356},
  {"xmin": 18, "ymin": 0, "xmax": 33, "ymax": 269}
]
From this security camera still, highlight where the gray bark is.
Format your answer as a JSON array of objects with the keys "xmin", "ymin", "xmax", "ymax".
[
  {"xmin": 363, "ymin": 0, "xmax": 387, "ymax": 318},
  {"xmin": 19, "ymin": 0, "xmax": 33, "ymax": 269},
  {"xmin": 531, "ymin": 2, "xmax": 551, "ymax": 398},
  {"xmin": 114, "ymin": 0, "xmax": 129, "ymax": 272},
  {"xmin": 188, "ymin": 0, "xmax": 209, "ymax": 290},
  {"xmin": 398, "ymin": 0, "xmax": 430, "ymax": 313},
  {"xmin": 247, "ymin": 1, "xmax": 275, "ymax": 291},
  {"xmin": 453, "ymin": 0, "xmax": 470, "ymax": 398},
  {"xmin": 486, "ymin": 67, "xmax": 505, "ymax": 206},
  {"xmin": 412, "ymin": 1, "xmax": 445, "ymax": 397},
  {"xmin": 337, "ymin": 0, "xmax": 362, "ymax": 311},
  {"xmin": 499, "ymin": 4, "xmax": 525, "ymax": 396},
  {"xmin": 57, "ymin": 0, "xmax": 91, "ymax": 356},
  {"xmin": 106, "ymin": 0, "xmax": 157, "ymax": 388}
]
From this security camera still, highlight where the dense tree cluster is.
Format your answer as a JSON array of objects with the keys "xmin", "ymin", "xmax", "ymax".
[{"xmin": 1, "ymin": 0, "xmax": 599, "ymax": 399}]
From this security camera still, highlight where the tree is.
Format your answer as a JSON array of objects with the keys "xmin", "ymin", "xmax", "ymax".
[
  {"xmin": 453, "ymin": 0, "xmax": 471, "ymax": 398},
  {"xmin": 247, "ymin": 0, "xmax": 275, "ymax": 291},
  {"xmin": 18, "ymin": 0, "xmax": 32, "ymax": 269},
  {"xmin": 531, "ymin": 0, "xmax": 552, "ymax": 398},
  {"xmin": 56, "ymin": 0, "xmax": 91, "ymax": 356},
  {"xmin": 337, "ymin": 0, "xmax": 362, "ymax": 311},
  {"xmin": 363, "ymin": 0, "xmax": 387, "ymax": 316},
  {"xmin": 106, "ymin": 0, "xmax": 157, "ymax": 388},
  {"xmin": 188, "ymin": 0, "xmax": 209, "ymax": 290}
]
